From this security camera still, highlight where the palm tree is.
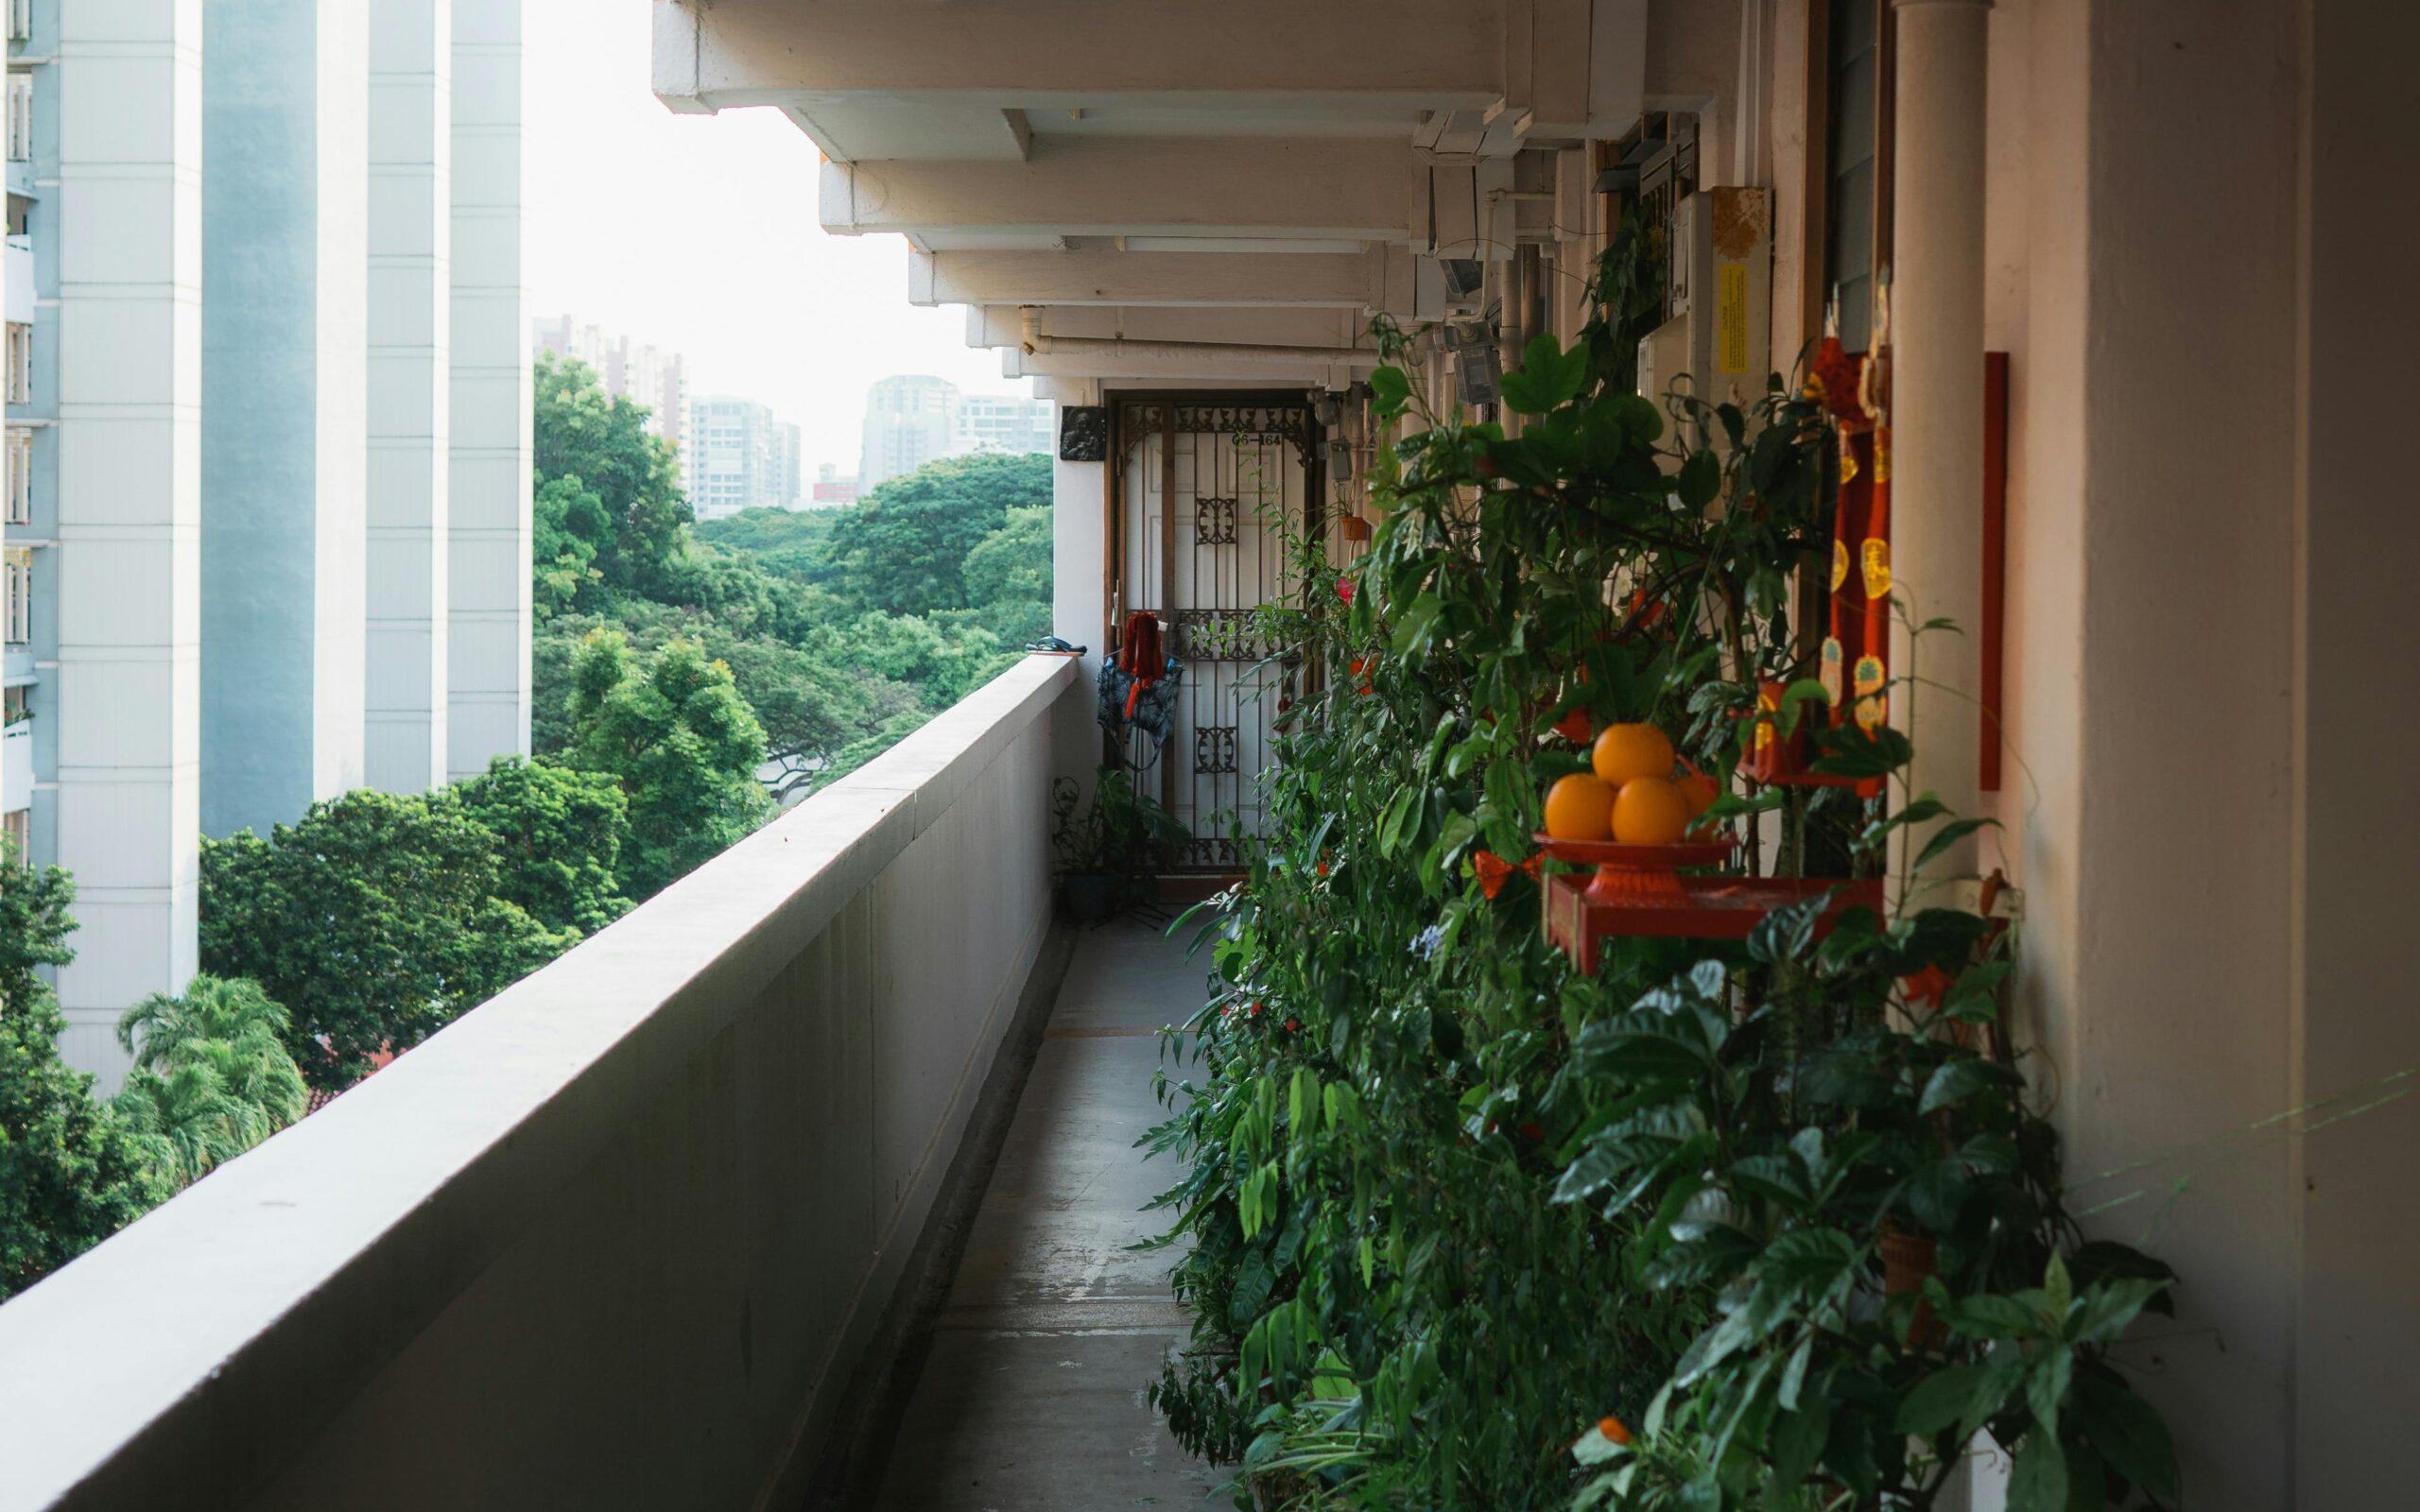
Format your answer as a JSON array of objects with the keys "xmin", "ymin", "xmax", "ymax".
[{"xmin": 112, "ymin": 974, "xmax": 311, "ymax": 1188}]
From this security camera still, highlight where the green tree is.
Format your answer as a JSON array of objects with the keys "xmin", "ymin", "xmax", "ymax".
[
  {"xmin": 112, "ymin": 974, "xmax": 310, "ymax": 1189},
  {"xmin": 533, "ymin": 473, "xmax": 607, "ymax": 618},
  {"xmin": 201, "ymin": 790, "xmax": 579, "ymax": 1091},
  {"xmin": 533, "ymin": 351, "xmax": 691, "ymax": 598},
  {"xmin": 0, "ymin": 851, "xmax": 166, "ymax": 1299},
  {"xmin": 454, "ymin": 756, "xmax": 633, "ymax": 936},
  {"xmin": 830, "ymin": 610, "xmax": 1012, "ymax": 712},
  {"xmin": 562, "ymin": 631, "xmax": 774, "ymax": 901},
  {"xmin": 961, "ymin": 503, "xmax": 1054, "ymax": 646},
  {"xmin": 693, "ymin": 504, "xmax": 841, "ymax": 578},
  {"xmin": 827, "ymin": 452, "xmax": 1050, "ymax": 616}
]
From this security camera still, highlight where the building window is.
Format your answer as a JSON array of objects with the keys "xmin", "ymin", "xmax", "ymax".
[
  {"xmin": 5, "ymin": 430, "xmax": 26, "ymax": 524},
  {"xmin": 5, "ymin": 73, "xmax": 28, "ymax": 163},
  {"xmin": 6, "ymin": 0, "xmax": 26, "ymax": 44},
  {"xmin": 3, "ymin": 683, "xmax": 24, "ymax": 724},
  {"xmin": 2, "ymin": 807, "xmax": 26, "ymax": 862},
  {"xmin": 5, "ymin": 324, "xmax": 26, "ymax": 404},
  {"xmin": 3, "ymin": 549, "xmax": 27, "ymax": 644}
]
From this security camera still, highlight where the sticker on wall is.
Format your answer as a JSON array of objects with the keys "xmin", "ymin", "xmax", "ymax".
[
  {"xmin": 1831, "ymin": 540, "xmax": 1849, "ymax": 593},
  {"xmin": 1861, "ymin": 539, "xmax": 1892, "ymax": 600},
  {"xmin": 1821, "ymin": 637, "xmax": 1844, "ymax": 706}
]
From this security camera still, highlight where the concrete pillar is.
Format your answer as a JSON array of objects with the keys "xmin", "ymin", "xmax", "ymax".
[
  {"xmin": 1886, "ymin": 0, "xmax": 1990, "ymax": 892},
  {"xmin": 1041, "ymin": 377, "xmax": 1106, "ymax": 799},
  {"xmin": 52, "ymin": 0, "xmax": 206, "ymax": 1085},
  {"xmin": 200, "ymin": 0, "xmax": 372, "ymax": 839},
  {"xmin": 365, "ymin": 0, "xmax": 451, "ymax": 793},
  {"xmin": 2294, "ymin": 3, "xmax": 2420, "ymax": 1500},
  {"xmin": 445, "ymin": 0, "xmax": 529, "ymax": 780}
]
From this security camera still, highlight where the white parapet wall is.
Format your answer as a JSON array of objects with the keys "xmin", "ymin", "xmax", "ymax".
[{"xmin": 0, "ymin": 656, "xmax": 1080, "ymax": 1510}]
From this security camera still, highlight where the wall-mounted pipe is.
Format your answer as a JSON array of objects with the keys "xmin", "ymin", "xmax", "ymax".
[{"xmin": 1018, "ymin": 306, "xmax": 1381, "ymax": 367}]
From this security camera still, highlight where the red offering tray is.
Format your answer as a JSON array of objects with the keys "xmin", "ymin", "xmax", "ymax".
[
  {"xmin": 1532, "ymin": 831, "xmax": 1883, "ymax": 971},
  {"xmin": 1532, "ymin": 833, "xmax": 1737, "ymax": 904}
]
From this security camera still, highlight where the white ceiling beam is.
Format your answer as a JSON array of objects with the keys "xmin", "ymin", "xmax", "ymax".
[
  {"xmin": 965, "ymin": 305, "xmax": 1374, "ymax": 352},
  {"xmin": 1003, "ymin": 347, "xmax": 1373, "ymax": 387},
  {"xmin": 910, "ymin": 247, "xmax": 1383, "ymax": 309},
  {"xmin": 821, "ymin": 136, "xmax": 1415, "ymax": 242},
  {"xmin": 653, "ymin": 0, "xmax": 1501, "ymax": 113},
  {"xmin": 997, "ymin": 109, "xmax": 1033, "ymax": 161}
]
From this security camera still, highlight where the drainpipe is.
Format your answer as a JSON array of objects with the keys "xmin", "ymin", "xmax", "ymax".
[
  {"xmin": 1888, "ymin": 0, "xmax": 1992, "ymax": 896},
  {"xmin": 1018, "ymin": 306, "xmax": 1380, "ymax": 367}
]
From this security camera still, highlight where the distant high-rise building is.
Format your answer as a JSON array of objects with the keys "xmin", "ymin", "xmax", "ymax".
[
  {"xmin": 685, "ymin": 396, "xmax": 804, "ymax": 519},
  {"xmin": 858, "ymin": 376, "xmax": 1053, "ymax": 491},
  {"xmin": 957, "ymin": 393, "xmax": 1055, "ymax": 456},
  {"xmin": 858, "ymin": 374, "xmax": 960, "ymax": 490},
  {"xmin": 534, "ymin": 315, "xmax": 691, "ymax": 482}
]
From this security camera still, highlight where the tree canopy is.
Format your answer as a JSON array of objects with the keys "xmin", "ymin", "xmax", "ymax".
[
  {"xmin": 0, "ymin": 851, "xmax": 165, "ymax": 1299},
  {"xmin": 561, "ymin": 631, "xmax": 774, "ymax": 901},
  {"xmin": 827, "ymin": 452, "xmax": 1052, "ymax": 617},
  {"xmin": 533, "ymin": 352, "xmax": 691, "ymax": 603},
  {"xmin": 453, "ymin": 756, "xmax": 633, "ymax": 936},
  {"xmin": 200, "ymin": 790, "xmax": 581, "ymax": 1090}
]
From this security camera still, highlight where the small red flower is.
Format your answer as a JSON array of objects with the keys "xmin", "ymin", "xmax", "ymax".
[
  {"xmin": 1599, "ymin": 1416, "xmax": 1632, "ymax": 1446},
  {"xmin": 1249, "ymin": 1001, "xmax": 1263, "ymax": 1018},
  {"xmin": 1554, "ymin": 709, "xmax": 1593, "ymax": 745},
  {"xmin": 1336, "ymin": 578, "xmax": 1356, "ymax": 606},
  {"xmin": 1286, "ymin": 1018, "xmax": 1301, "ymax": 1033}
]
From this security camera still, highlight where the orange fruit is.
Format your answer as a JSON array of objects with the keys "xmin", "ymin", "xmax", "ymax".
[
  {"xmin": 1543, "ymin": 773, "xmax": 1616, "ymax": 841},
  {"xmin": 1677, "ymin": 772, "xmax": 1720, "ymax": 817},
  {"xmin": 1612, "ymin": 776, "xmax": 1691, "ymax": 845},
  {"xmin": 1592, "ymin": 723, "xmax": 1676, "ymax": 787}
]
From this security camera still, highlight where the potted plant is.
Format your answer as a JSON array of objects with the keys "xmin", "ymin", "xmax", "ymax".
[{"xmin": 1050, "ymin": 765, "xmax": 1188, "ymax": 922}]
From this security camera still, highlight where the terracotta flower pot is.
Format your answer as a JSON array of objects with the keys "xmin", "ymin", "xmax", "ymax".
[{"xmin": 1880, "ymin": 1228, "xmax": 1945, "ymax": 1349}]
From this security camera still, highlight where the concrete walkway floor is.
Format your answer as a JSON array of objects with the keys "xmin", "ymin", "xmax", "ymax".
[{"xmin": 863, "ymin": 919, "xmax": 1220, "ymax": 1511}]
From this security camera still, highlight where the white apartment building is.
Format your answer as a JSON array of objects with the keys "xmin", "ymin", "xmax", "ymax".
[
  {"xmin": 2, "ymin": 0, "xmax": 532, "ymax": 1085},
  {"xmin": 954, "ymin": 392, "xmax": 1053, "ymax": 456},
  {"xmin": 856, "ymin": 372, "xmax": 959, "ymax": 490},
  {"xmin": 683, "ymin": 394, "xmax": 801, "ymax": 519},
  {"xmin": 858, "ymin": 375, "xmax": 1051, "ymax": 491},
  {"xmin": 533, "ymin": 313, "xmax": 690, "ymax": 478}
]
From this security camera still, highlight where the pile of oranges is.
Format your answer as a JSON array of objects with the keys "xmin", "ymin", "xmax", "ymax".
[{"xmin": 1543, "ymin": 724, "xmax": 1719, "ymax": 845}]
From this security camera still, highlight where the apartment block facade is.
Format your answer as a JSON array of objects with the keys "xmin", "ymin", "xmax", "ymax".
[
  {"xmin": 7, "ymin": 0, "xmax": 533, "ymax": 1085},
  {"xmin": 683, "ymin": 393, "xmax": 800, "ymax": 519},
  {"xmin": 858, "ymin": 374, "xmax": 1050, "ymax": 491},
  {"xmin": 532, "ymin": 313, "xmax": 690, "ymax": 481}
]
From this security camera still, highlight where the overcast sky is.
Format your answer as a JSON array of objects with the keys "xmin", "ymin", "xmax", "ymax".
[{"xmin": 523, "ymin": 0, "xmax": 1024, "ymax": 482}]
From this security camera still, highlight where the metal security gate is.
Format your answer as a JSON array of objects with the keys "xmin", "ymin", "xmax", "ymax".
[{"xmin": 1111, "ymin": 395, "xmax": 1322, "ymax": 871}]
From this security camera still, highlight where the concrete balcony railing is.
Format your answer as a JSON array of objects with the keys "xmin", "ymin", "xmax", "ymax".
[{"xmin": 0, "ymin": 655, "xmax": 1082, "ymax": 1510}]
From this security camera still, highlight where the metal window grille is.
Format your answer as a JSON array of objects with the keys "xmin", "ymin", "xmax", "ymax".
[
  {"xmin": 5, "ymin": 74, "xmax": 28, "ymax": 163},
  {"xmin": 4, "ymin": 432, "xmax": 26, "ymax": 524}
]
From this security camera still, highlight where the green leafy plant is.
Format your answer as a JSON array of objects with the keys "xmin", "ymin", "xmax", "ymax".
[
  {"xmin": 1142, "ymin": 214, "xmax": 2182, "ymax": 1511},
  {"xmin": 1051, "ymin": 766, "xmax": 1189, "ymax": 905}
]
